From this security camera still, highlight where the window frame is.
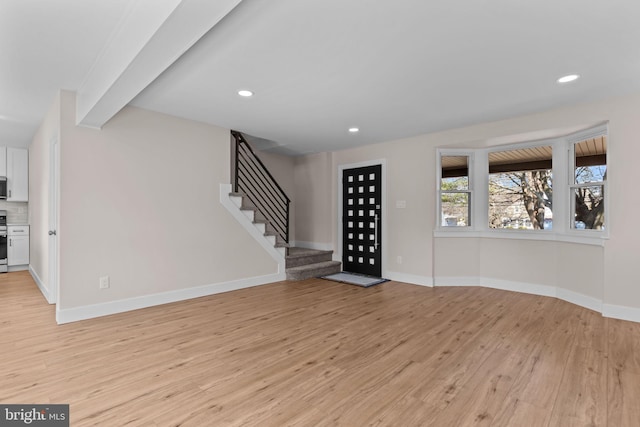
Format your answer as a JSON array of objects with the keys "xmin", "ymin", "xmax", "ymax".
[
  {"xmin": 567, "ymin": 125, "xmax": 609, "ymax": 238},
  {"xmin": 486, "ymin": 142, "xmax": 555, "ymax": 233},
  {"xmin": 434, "ymin": 124, "xmax": 609, "ymax": 245},
  {"xmin": 436, "ymin": 150, "xmax": 474, "ymax": 231}
]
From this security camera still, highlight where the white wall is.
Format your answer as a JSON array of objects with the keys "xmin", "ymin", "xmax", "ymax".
[
  {"xmin": 55, "ymin": 91, "xmax": 278, "ymax": 313},
  {"xmin": 254, "ymin": 150, "xmax": 296, "ymax": 243},
  {"xmin": 293, "ymin": 92, "xmax": 640, "ymax": 318},
  {"xmin": 29, "ymin": 93, "xmax": 60, "ymax": 296},
  {"xmin": 293, "ymin": 152, "xmax": 334, "ymax": 248},
  {"xmin": 28, "ymin": 90, "xmax": 640, "ymax": 321},
  {"xmin": 329, "ymin": 137, "xmax": 437, "ymax": 279}
]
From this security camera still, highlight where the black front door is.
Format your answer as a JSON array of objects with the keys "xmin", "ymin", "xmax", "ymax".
[{"xmin": 342, "ymin": 164, "xmax": 382, "ymax": 277}]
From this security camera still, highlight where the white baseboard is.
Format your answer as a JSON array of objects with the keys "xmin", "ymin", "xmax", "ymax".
[
  {"xmin": 56, "ymin": 271, "xmax": 285, "ymax": 324},
  {"xmin": 29, "ymin": 265, "xmax": 54, "ymax": 304},
  {"xmin": 435, "ymin": 275, "xmax": 620, "ymax": 319},
  {"xmin": 53, "ymin": 267, "xmax": 640, "ymax": 325},
  {"xmin": 386, "ymin": 271, "xmax": 433, "ymax": 287},
  {"xmin": 603, "ymin": 303, "xmax": 640, "ymax": 323},
  {"xmin": 434, "ymin": 276, "xmax": 481, "ymax": 286},
  {"xmin": 478, "ymin": 277, "xmax": 556, "ymax": 298},
  {"xmin": 292, "ymin": 240, "xmax": 334, "ymax": 251},
  {"xmin": 435, "ymin": 276, "xmax": 556, "ymax": 299},
  {"xmin": 557, "ymin": 287, "xmax": 603, "ymax": 313}
]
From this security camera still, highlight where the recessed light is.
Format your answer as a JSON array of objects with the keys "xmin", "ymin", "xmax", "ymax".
[
  {"xmin": 238, "ymin": 90, "xmax": 254, "ymax": 97},
  {"xmin": 557, "ymin": 74, "xmax": 580, "ymax": 84},
  {"xmin": 348, "ymin": 127, "xmax": 359, "ymax": 133}
]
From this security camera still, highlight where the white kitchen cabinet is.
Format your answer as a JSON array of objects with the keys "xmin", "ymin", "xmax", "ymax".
[
  {"xmin": 0, "ymin": 146, "xmax": 7, "ymax": 177},
  {"xmin": 7, "ymin": 147, "xmax": 28, "ymax": 201},
  {"xmin": 8, "ymin": 225, "xmax": 29, "ymax": 266}
]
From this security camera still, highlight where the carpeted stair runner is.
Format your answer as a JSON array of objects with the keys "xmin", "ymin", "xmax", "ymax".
[{"xmin": 285, "ymin": 247, "xmax": 341, "ymax": 280}]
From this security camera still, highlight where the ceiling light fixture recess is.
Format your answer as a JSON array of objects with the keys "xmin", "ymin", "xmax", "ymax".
[
  {"xmin": 348, "ymin": 127, "xmax": 359, "ymax": 133},
  {"xmin": 557, "ymin": 74, "xmax": 580, "ymax": 84},
  {"xmin": 238, "ymin": 89, "xmax": 254, "ymax": 97}
]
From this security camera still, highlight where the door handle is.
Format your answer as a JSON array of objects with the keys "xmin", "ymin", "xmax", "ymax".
[
  {"xmin": 374, "ymin": 213, "xmax": 379, "ymax": 250},
  {"xmin": 48, "ymin": 230, "xmax": 57, "ymax": 236}
]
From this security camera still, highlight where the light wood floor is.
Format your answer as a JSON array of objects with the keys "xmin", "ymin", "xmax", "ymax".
[{"xmin": 2, "ymin": 271, "xmax": 640, "ymax": 426}]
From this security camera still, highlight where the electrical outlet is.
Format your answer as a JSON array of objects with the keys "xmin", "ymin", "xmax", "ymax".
[{"xmin": 99, "ymin": 276, "xmax": 110, "ymax": 289}]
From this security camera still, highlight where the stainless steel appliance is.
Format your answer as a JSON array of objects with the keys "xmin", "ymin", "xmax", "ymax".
[
  {"xmin": 0, "ymin": 211, "xmax": 7, "ymax": 272},
  {"xmin": 0, "ymin": 177, "xmax": 6, "ymax": 200}
]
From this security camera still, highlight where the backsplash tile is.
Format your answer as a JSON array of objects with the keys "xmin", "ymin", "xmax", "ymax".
[{"xmin": 0, "ymin": 201, "xmax": 28, "ymax": 224}]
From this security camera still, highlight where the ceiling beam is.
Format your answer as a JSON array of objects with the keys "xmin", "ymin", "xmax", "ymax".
[{"xmin": 75, "ymin": 0, "xmax": 243, "ymax": 129}]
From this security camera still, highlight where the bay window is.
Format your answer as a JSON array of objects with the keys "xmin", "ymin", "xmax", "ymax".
[{"xmin": 436, "ymin": 124, "xmax": 608, "ymax": 242}]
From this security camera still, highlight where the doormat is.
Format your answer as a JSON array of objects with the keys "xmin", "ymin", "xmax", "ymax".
[{"xmin": 321, "ymin": 272, "xmax": 388, "ymax": 288}]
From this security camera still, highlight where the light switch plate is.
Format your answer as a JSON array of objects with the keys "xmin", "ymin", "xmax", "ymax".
[{"xmin": 99, "ymin": 276, "xmax": 110, "ymax": 289}]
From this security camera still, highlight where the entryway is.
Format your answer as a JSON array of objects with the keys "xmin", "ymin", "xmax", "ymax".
[{"xmin": 341, "ymin": 163, "xmax": 383, "ymax": 278}]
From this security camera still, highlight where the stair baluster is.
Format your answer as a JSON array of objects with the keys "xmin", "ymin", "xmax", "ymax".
[{"xmin": 232, "ymin": 131, "xmax": 290, "ymax": 250}]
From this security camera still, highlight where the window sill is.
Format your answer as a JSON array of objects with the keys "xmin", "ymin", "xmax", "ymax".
[{"xmin": 433, "ymin": 229, "xmax": 606, "ymax": 246}]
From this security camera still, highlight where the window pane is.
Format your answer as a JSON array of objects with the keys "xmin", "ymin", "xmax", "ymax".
[
  {"xmin": 575, "ymin": 136, "xmax": 607, "ymax": 184},
  {"xmin": 573, "ymin": 185, "xmax": 605, "ymax": 230},
  {"xmin": 441, "ymin": 156, "xmax": 468, "ymax": 190},
  {"xmin": 441, "ymin": 192, "xmax": 469, "ymax": 227},
  {"xmin": 488, "ymin": 146, "xmax": 552, "ymax": 230}
]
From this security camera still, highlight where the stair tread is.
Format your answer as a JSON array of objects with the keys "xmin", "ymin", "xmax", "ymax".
[
  {"xmin": 228, "ymin": 190, "xmax": 290, "ymax": 253},
  {"xmin": 285, "ymin": 247, "xmax": 334, "ymax": 268},
  {"xmin": 286, "ymin": 260, "xmax": 341, "ymax": 281},
  {"xmin": 286, "ymin": 247, "xmax": 333, "ymax": 259},
  {"xmin": 286, "ymin": 260, "xmax": 341, "ymax": 272}
]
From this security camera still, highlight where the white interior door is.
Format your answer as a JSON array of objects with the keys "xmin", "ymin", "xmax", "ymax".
[{"xmin": 48, "ymin": 137, "xmax": 59, "ymax": 304}]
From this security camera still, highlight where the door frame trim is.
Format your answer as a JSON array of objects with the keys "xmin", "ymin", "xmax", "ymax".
[
  {"xmin": 337, "ymin": 159, "xmax": 387, "ymax": 278},
  {"xmin": 49, "ymin": 136, "xmax": 60, "ymax": 305}
]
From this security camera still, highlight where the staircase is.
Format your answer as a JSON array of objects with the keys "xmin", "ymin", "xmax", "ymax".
[
  {"xmin": 228, "ymin": 191, "xmax": 289, "ymax": 256},
  {"xmin": 229, "ymin": 130, "xmax": 342, "ymax": 280},
  {"xmin": 285, "ymin": 247, "xmax": 341, "ymax": 280},
  {"xmin": 228, "ymin": 192, "xmax": 342, "ymax": 280},
  {"xmin": 232, "ymin": 130, "xmax": 290, "ymax": 245}
]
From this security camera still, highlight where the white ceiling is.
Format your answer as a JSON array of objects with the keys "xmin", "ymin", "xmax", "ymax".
[
  {"xmin": 3, "ymin": 0, "xmax": 640, "ymax": 155},
  {"xmin": 0, "ymin": 0, "xmax": 132, "ymax": 146}
]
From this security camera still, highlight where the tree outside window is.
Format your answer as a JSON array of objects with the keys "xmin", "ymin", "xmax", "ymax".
[
  {"xmin": 488, "ymin": 146, "xmax": 553, "ymax": 230},
  {"xmin": 437, "ymin": 127, "xmax": 608, "ymax": 237},
  {"xmin": 440, "ymin": 155, "xmax": 470, "ymax": 227},
  {"xmin": 572, "ymin": 136, "xmax": 606, "ymax": 230}
]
